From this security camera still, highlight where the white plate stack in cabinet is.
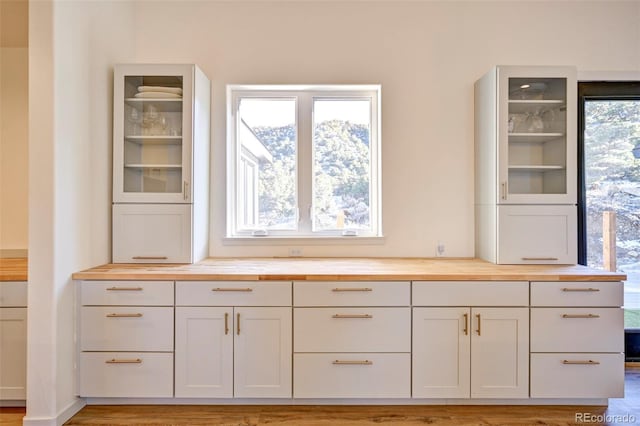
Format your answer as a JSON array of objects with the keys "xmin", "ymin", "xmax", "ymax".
[
  {"xmin": 475, "ymin": 66, "xmax": 577, "ymax": 264},
  {"xmin": 112, "ymin": 64, "xmax": 210, "ymax": 263}
]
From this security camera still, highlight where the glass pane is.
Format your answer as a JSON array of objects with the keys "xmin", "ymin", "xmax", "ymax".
[
  {"xmin": 584, "ymin": 100, "xmax": 640, "ymax": 323},
  {"xmin": 507, "ymin": 77, "xmax": 567, "ymax": 195},
  {"xmin": 313, "ymin": 99, "xmax": 371, "ymax": 232},
  {"xmin": 237, "ymin": 98, "xmax": 297, "ymax": 230},
  {"xmin": 123, "ymin": 75, "xmax": 183, "ymax": 194}
]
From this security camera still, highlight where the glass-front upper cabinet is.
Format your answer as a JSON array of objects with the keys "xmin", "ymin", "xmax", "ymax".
[
  {"xmin": 113, "ymin": 64, "xmax": 195, "ymax": 203},
  {"xmin": 497, "ymin": 66, "xmax": 577, "ymax": 204}
]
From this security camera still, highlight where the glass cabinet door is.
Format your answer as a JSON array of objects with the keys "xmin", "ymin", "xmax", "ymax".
[
  {"xmin": 113, "ymin": 64, "xmax": 194, "ymax": 204},
  {"xmin": 498, "ymin": 67, "xmax": 577, "ymax": 204}
]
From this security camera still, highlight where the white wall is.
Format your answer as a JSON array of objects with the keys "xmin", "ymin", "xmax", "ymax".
[
  {"xmin": 128, "ymin": 0, "xmax": 640, "ymax": 258},
  {"xmin": 26, "ymin": 1, "xmax": 135, "ymax": 424},
  {"xmin": 0, "ymin": 46, "xmax": 28, "ymax": 253}
]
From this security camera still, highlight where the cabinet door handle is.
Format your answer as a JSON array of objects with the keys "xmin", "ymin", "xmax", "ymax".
[
  {"xmin": 237, "ymin": 312, "xmax": 240, "ymax": 335},
  {"xmin": 463, "ymin": 313, "xmax": 469, "ymax": 336},
  {"xmin": 183, "ymin": 181, "xmax": 189, "ymax": 201},
  {"xmin": 332, "ymin": 360, "xmax": 373, "ymax": 365},
  {"xmin": 212, "ymin": 288, "xmax": 253, "ymax": 292},
  {"xmin": 521, "ymin": 257, "xmax": 559, "ymax": 261},
  {"xmin": 332, "ymin": 287, "xmax": 373, "ymax": 292},
  {"xmin": 105, "ymin": 358, "xmax": 142, "ymax": 364},
  {"xmin": 476, "ymin": 314, "xmax": 481, "ymax": 336},
  {"xmin": 501, "ymin": 182, "xmax": 507, "ymax": 200},
  {"xmin": 562, "ymin": 360, "xmax": 600, "ymax": 365},
  {"xmin": 132, "ymin": 256, "xmax": 168, "ymax": 260},
  {"xmin": 331, "ymin": 314, "xmax": 373, "ymax": 319},
  {"xmin": 106, "ymin": 313, "xmax": 143, "ymax": 318},
  {"xmin": 561, "ymin": 287, "xmax": 600, "ymax": 292},
  {"xmin": 562, "ymin": 314, "xmax": 600, "ymax": 319},
  {"xmin": 106, "ymin": 287, "xmax": 143, "ymax": 291},
  {"xmin": 224, "ymin": 312, "xmax": 229, "ymax": 335}
]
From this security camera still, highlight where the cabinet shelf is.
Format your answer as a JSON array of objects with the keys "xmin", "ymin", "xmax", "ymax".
[
  {"xmin": 509, "ymin": 133, "xmax": 564, "ymax": 143},
  {"xmin": 509, "ymin": 165, "xmax": 565, "ymax": 172},
  {"xmin": 508, "ymin": 100, "xmax": 564, "ymax": 114},
  {"xmin": 124, "ymin": 164, "xmax": 182, "ymax": 170},
  {"xmin": 125, "ymin": 136, "xmax": 183, "ymax": 145},
  {"xmin": 125, "ymin": 98, "xmax": 183, "ymax": 112}
]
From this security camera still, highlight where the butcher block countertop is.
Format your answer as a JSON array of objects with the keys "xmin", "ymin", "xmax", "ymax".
[
  {"xmin": 72, "ymin": 257, "xmax": 626, "ymax": 282},
  {"xmin": 0, "ymin": 257, "xmax": 27, "ymax": 281}
]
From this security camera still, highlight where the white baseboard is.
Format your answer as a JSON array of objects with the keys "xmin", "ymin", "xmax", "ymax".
[{"xmin": 22, "ymin": 398, "xmax": 86, "ymax": 426}]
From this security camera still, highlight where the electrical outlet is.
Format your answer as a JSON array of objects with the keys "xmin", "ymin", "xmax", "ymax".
[
  {"xmin": 289, "ymin": 248, "xmax": 303, "ymax": 257},
  {"xmin": 436, "ymin": 241, "xmax": 445, "ymax": 257}
]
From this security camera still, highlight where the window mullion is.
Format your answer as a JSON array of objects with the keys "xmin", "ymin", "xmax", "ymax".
[{"xmin": 297, "ymin": 93, "xmax": 313, "ymax": 234}]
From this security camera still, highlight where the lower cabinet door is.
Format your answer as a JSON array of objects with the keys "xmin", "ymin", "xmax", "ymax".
[
  {"xmin": 531, "ymin": 353, "xmax": 624, "ymax": 398},
  {"xmin": 79, "ymin": 352, "xmax": 173, "ymax": 397},
  {"xmin": 294, "ymin": 353, "xmax": 410, "ymax": 398},
  {"xmin": 112, "ymin": 203, "xmax": 192, "ymax": 263},
  {"xmin": 412, "ymin": 307, "xmax": 470, "ymax": 398},
  {"xmin": 0, "ymin": 308, "xmax": 27, "ymax": 400},
  {"xmin": 174, "ymin": 307, "xmax": 233, "ymax": 398},
  {"xmin": 470, "ymin": 308, "xmax": 529, "ymax": 398},
  {"xmin": 234, "ymin": 307, "xmax": 292, "ymax": 398}
]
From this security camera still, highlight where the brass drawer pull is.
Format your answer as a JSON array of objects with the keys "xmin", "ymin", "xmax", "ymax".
[
  {"xmin": 237, "ymin": 313, "xmax": 241, "ymax": 335},
  {"xmin": 212, "ymin": 288, "xmax": 253, "ymax": 292},
  {"xmin": 132, "ymin": 256, "xmax": 168, "ymax": 260},
  {"xmin": 561, "ymin": 287, "xmax": 600, "ymax": 292},
  {"xmin": 224, "ymin": 312, "xmax": 229, "ymax": 335},
  {"xmin": 106, "ymin": 358, "xmax": 142, "ymax": 364},
  {"xmin": 476, "ymin": 314, "xmax": 481, "ymax": 336},
  {"xmin": 106, "ymin": 313, "xmax": 143, "ymax": 318},
  {"xmin": 463, "ymin": 313, "xmax": 469, "ymax": 336},
  {"xmin": 562, "ymin": 314, "xmax": 600, "ymax": 319},
  {"xmin": 332, "ymin": 288, "xmax": 373, "ymax": 292},
  {"xmin": 332, "ymin": 360, "xmax": 373, "ymax": 365},
  {"xmin": 332, "ymin": 314, "xmax": 373, "ymax": 319},
  {"xmin": 562, "ymin": 360, "xmax": 600, "ymax": 365},
  {"xmin": 106, "ymin": 287, "xmax": 143, "ymax": 291},
  {"xmin": 522, "ymin": 257, "xmax": 559, "ymax": 261}
]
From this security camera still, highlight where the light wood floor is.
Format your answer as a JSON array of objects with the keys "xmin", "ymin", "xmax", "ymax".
[{"xmin": 2, "ymin": 368, "xmax": 638, "ymax": 426}]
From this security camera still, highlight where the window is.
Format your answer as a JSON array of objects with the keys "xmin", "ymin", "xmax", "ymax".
[{"xmin": 227, "ymin": 85, "xmax": 381, "ymax": 238}]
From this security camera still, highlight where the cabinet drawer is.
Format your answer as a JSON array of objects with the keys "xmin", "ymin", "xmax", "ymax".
[
  {"xmin": 412, "ymin": 281, "xmax": 528, "ymax": 306},
  {"xmin": 80, "ymin": 307, "xmax": 173, "ymax": 351},
  {"xmin": 0, "ymin": 281, "xmax": 27, "ymax": 307},
  {"xmin": 531, "ymin": 308, "xmax": 623, "ymax": 352},
  {"xmin": 176, "ymin": 281, "xmax": 291, "ymax": 306},
  {"xmin": 530, "ymin": 353, "xmax": 624, "ymax": 398},
  {"xmin": 294, "ymin": 307, "xmax": 410, "ymax": 352},
  {"xmin": 79, "ymin": 352, "xmax": 173, "ymax": 397},
  {"xmin": 80, "ymin": 281, "xmax": 174, "ymax": 306},
  {"xmin": 294, "ymin": 353, "xmax": 410, "ymax": 398},
  {"xmin": 294, "ymin": 281, "xmax": 409, "ymax": 306},
  {"xmin": 531, "ymin": 281, "xmax": 623, "ymax": 307},
  {"xmin": 497, "ymin": 205, "xmax": 576, "ymax": 264},
  {"xmin": 113, "ymin": 203, "xmax": 192, "ymax": 263}
]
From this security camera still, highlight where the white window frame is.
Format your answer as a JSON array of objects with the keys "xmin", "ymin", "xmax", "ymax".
[{"xmin": 226, "ymin": 84, "xmax": 382, "ymax": 239}]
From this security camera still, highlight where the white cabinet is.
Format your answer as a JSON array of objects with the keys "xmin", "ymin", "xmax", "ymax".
[
  {"xmin": 112, "ymin": 64, "xmax": 210, "ymax": 263},
  {"xmin": 412, "ymin": 282, "xmax": 529, "ymax": 399},
  {"xmin": 0, "ymin": 282, "xmax": 27, "ymax": 401},
  {"xmin": 475, "ymin": 65, "xmax": 577, "ymax": 264},
  {"xmin": 174, "ymin": 282, "xmax": 292, "ymax": 398},
  {"xmin": 293, "ymin": 281, "xmax": 411, "ymax": 398},
  {"xmin": 78, "ymin": 280, "xmax": 175, "ymax": 398},
  {"xmin": 529, "ymin": 281, "xmax": 624, "ymax": 398}
]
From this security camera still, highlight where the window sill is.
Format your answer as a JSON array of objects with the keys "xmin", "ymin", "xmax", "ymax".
[{"xmin": 222, "ymin": 235, "xmax": 386, "ymax": 246}]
